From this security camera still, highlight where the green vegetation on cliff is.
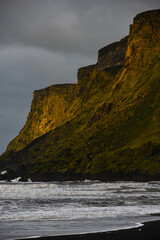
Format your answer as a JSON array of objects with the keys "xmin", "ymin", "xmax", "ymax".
[{"xmin": 1, "ymin": 10, "xmax": 160, "ymax": 181}]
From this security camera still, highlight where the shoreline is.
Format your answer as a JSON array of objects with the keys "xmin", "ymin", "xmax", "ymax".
[{"xmin": 17, "ymin": 219, "xmax": 160, "ymax": 240}]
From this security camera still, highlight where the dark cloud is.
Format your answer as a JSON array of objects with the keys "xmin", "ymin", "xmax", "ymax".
[
  {"xmin": 1, "ymin": 0, "xmax": 159, "ymax": 54},
  {"xmin": 0, "ymin": 0, "xmax": 159, "ymax": 154}
]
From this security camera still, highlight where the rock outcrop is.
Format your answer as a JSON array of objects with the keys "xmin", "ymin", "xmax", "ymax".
[
  {"xmin": 77, "ymin": 65, "xmax": 95, "ymax": 87},
  {"xmin": 97, "ymin": 36, "xmax": 128, "ymax": 70},
  {"xmin": 1, "ymin": 9, "xmax": 160, "ymax": 181}
]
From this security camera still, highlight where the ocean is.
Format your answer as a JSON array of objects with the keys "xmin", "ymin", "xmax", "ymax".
[{"xmin": 0, "ymin": 180, "xmax": 160, "ymax": 240}]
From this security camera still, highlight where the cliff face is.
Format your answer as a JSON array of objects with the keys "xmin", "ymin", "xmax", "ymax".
[
  {"xmin": 97, "ymin": 36, "xmax": 128, "ymax": 69},
  {"xmin": 7, "ymin": 34, "xmax": 127, "ymax": 153},
  {"xmin": 1, "ymin": 10, "xmax": 160, "ymax": 181},
  {"xmin": 7, "ymin": 84, "xmax": 79, "ymax": 152}
]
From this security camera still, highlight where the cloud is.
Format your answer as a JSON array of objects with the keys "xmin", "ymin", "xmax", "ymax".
[{"xmin": 1, "ymin": 0, "xmax": 159, "ymax": 55}]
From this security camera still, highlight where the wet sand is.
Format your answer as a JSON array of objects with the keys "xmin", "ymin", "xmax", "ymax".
[{"xmin": 17, "ymin": 220, "xmax": 160, "ymax": 240}]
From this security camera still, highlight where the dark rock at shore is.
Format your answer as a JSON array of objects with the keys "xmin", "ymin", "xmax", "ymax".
[{"xmin": 0, "ymin": 169, "xmax": 16, "ymax": 181}]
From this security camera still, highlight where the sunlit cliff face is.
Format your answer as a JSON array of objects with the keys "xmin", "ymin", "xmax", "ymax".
[
  {"xmin": 1, "ymin": 1, "xmax": 160, "ymax": 155},
  {"xmin": 1, "ymin": 10, "xmax": 160, "ymax": 181}
]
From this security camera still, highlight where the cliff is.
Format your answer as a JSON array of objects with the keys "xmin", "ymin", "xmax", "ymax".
[
  {"xmin": 97, "ymin": 36, "xmax": 128, "ymax": 69},
  {"xmin": 7, "ymin": 84, "xmax": 79, "ymax": 152},
  {"xmin": 1, "ymin": 9, "xmax": 160, "ymax": 181}
]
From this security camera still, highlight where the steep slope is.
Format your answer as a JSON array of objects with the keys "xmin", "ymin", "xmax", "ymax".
[
  {"xmin": 7, "ymin": 84, "xmax": 79, "ymax": 152},
  {"xmin": 7, "ymin": 35, "xmax": 128, "ymax": 153},
  {"xmin": 1, "ymin": 9, "xmax": 160, "ymax": 181}
]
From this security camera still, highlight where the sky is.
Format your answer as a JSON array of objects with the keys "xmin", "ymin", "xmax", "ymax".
[{"xmin": 0, "ymin": 0, "xmax": 160, "ymax": 154}]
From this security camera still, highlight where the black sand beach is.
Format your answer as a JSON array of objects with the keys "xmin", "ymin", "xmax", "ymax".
[{"xmin": 17, "ymin": 220, "xmax": 160, "ymax": 240}]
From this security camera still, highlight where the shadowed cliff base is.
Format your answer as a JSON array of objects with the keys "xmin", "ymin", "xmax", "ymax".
[{"xmin": 1, "ymin": 9, "xmax": 160, "ymax": 181}]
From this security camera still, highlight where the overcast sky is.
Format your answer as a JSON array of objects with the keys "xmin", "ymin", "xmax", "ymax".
[{"xmin": 0, "ymin": 0, "xmax": 159, "ymax": 154}]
